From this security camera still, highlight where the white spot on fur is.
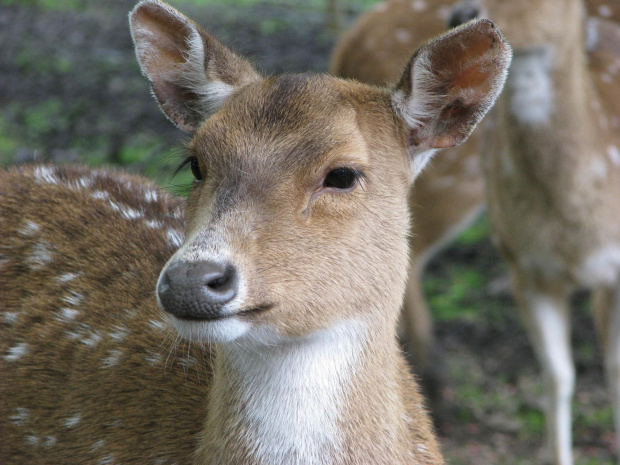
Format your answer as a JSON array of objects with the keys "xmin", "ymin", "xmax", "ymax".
[
  {"xmin": 602, "ymin": 72, "xmax": 613, "ymax": 84},
  {"xmin": 395, "ymin": 29, "xmax": 411, "ymax": 43},
  {"xmin": 5, "ymin": 342, "xmax": 28, "ymax": 361},
  {"xmin": 33, "ymin": 166, "xmax": 59, "ymax": 185},
  {"xmin": 109, "ymin": 325, "xmax": 128, "ymax": 341},
  {"xmin": 590, "ymin": 158, "xmax": 608, "ymax": 179},
  {"xmin": 167, "ymin": 229, "xmax": 184, "ymax": 248},
  {"xmin": 608, "ymin": 145, "xmax": 620, "ymax": 166},
  {"xmin": 417, "ymin": 443, "xmax": 429, "ymax": 453},
  {"xmin": 91, "ymin": 191, "xmax": 110, "ymax": 200},
  {"xmin": 43, "ymin": 436, "xmax": 57, "ymax": 447},
  {"xmin": 411, "ymin": 0, "xmax": 426, "ymax": 10},
  {"xmin": 62, "ymin": 291, "xmax": 84, "ymax": 306},
  {"xmin": 9, "ymin": 408, "xmax": 30, "ymax": 425},
  {"xmin": 19, "ymin": 220, "xmax": 40, "ymax": 236},
  {"xmin": 508, "ymin": 48, "xmax": 554, "ymax": 125},
  {"xmin": 56, "ymin": 272, "xmax": 79, "ymax": 283},
  {"xmin": 145, "ymin": 220, "xmax": 163, "ymax": 229},
  {"xmin": 144, "ymin": 189, "xmax": 158, "ymax": 203},
  {"xmin": 579, "ymin": 245, "xmax": 620, "ymax": 286},
  {"xmin": 91, "ymin": 440, "xmax": 106, "ymax": 451},
  {"xmin": 27, "ymin": 240, "xmax": 53, "ymax": 270},
  {"xmin": 81, "ymin": 331, "xmax": 102, "ymax": 347},
  {"xmin": 98, "ymin": 454, "xmax": 115, "ymax": 465},
  {"xmin": 599, "ymin": 5, "xmax": 612, "ymax": 17},
  {"xmin": 108, "ymin": 200, "xmax": 144, "ymax": 219},
  {"xmin": 586, "ymin": 17, "xmax": 600, "ymax": 51},
  {"xmin": 58, "ymin": 308, "xmax": 79, "ymax": 322},
  {"xmin": 4, "ymin": 311, "xmax": 19, "ymax": 325},
  {"xmin": 25, "ymin": 434, "xmax": 40, "ymax": 446},
  {"xmin": 145, "ymin": 352, "xmax": 162, "ymax": 365},
  {"xmin": 65, "ymin": 413, "xmax": 82, "ymax": 428},
  {"xmin": 67, "ymin": 177, "xmax": 94, "ymax": 190},
  {"xmin": 102, "ymin": 350, "xmax": 123, "ymax": 368}
]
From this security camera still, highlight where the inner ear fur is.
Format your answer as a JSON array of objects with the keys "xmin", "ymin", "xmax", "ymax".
[
  {"xmin": 130, "ymin": 0, "xmax": 261, "ymax": 132},
  {"xmin": 392, "ymin": 19, "xmax": 512, "ymax": 150}
]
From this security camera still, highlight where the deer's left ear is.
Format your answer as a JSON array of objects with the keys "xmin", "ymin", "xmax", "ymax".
[{"xmin": 392, "ymin": 19, "xmax": 511, "ymax": 177}]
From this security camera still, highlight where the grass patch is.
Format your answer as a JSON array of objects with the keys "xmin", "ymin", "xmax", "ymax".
[
  {"xmin": 456, "ymin": 214, "xmax": 490, "ymax": 246},
  {"xmin": 1, "ymin": 0, "xmax": 86, "ymax": 10},
  {"xmin": 425, "ymin": 266, "xmax": 486, "ymax": 321}
]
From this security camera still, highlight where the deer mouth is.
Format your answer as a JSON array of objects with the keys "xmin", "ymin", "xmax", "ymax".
[{"xmin": 174, "ymin": 304, "xmax": 274, "ymax": 322}]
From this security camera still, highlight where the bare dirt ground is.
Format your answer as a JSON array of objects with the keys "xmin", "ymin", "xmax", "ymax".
[{"xmin": 1, "ymin": 1, "xmax": 615, "ymax": 463}]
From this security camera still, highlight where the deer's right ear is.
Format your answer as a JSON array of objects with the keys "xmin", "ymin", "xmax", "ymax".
[{"xmin": 130, "ymin": 0, "xmax": 261, "ymax": 132}]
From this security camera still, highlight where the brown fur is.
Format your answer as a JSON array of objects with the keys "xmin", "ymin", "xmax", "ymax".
[{"xmin": 0, "ymin": 1, "xmax": 511, "ymax": 463}]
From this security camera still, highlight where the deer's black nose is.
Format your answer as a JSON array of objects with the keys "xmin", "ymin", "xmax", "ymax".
[{"xmin": 157, "ymin": 260, "xmax": 238, "ymax": 320}]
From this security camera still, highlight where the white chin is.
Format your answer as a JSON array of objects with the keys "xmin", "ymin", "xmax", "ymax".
[{"xmin": 171, "ymin": 317, "xmax": 251, "ymax": 343}]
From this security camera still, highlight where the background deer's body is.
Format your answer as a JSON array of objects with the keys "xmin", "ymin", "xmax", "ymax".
[
  {"xmin": 331, "ymin": 0, "xmax": 620, "ymax": 385},
  {"xmin": 0, "ymin": 1, "xmax": 511, "ymax": 463},
  {"xmin": 479, "ymin": 0, "xmax": 620, "ymax": 463}
]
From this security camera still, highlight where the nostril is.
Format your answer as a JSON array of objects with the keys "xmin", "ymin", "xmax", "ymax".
[
  {"xmin": 158, "ymin": 270, "xmax": 171, "ymax": 292},
  {"xmin": 207, "ymin": 276, "xmax": 226, "ymax": 289},
  {"xmin": 205, "ymin": 266, "xmax": 235, "ymax": 292}
]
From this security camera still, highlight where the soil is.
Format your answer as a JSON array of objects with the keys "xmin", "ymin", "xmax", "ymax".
[{"xmin": 0, "ymin": 1, "xmax": 615, "ymax": 463}]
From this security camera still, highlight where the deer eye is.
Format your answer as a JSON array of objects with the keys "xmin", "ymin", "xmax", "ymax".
[
  {"xmin": 323, "ymin": 168, "xmax": 359, "ymax": 190},
  {"xmin": 190, "ymin": 157, "xmax": 202, "ymax": 181}
]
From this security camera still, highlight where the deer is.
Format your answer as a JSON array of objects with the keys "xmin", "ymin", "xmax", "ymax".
[
  {"xmin": 330, "ymin": 0, "xmax": 620, "ymax": 396},
  {"xmin": 470, "ymin": 0, "xmax": 620, "ymax": 463},
  {"xmin": 0, "ymin": 1, "xmax": 512, "ymax": 464}
]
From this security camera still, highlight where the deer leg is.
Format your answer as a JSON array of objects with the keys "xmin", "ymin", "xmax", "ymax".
[
  {"xmin": 513, "ymin": 274, "xmax": 574, "ymax": 465},
  {"xmin": 593, "ymin": 285, "xmax": 620, "ymax": 464},
  {"xmin": 402, "ymin": 262, "xmax": 434, "ymax": 372}
]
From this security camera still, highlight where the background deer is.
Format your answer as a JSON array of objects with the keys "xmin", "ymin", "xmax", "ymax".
[
  {"xmin": 331, "ymin": 0, "xmax": 620, "ymax": 396},
  {"xmin": 0, "ymin": 1, "xmax": 511, "ymax": 463},
  {"xmin": 476, "ymin": 0, "xmax": 620, "ymax": 463}
]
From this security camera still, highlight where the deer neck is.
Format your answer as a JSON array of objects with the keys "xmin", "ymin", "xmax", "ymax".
[{"xmin": 196, "ymin": 318, "xmax": 412, "ymax": 465}]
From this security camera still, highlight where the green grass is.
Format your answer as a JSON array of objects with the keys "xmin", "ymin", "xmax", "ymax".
[
  {"xmin": 456, "ymin": 214, "xmax": 490, "ymax": 246},
  {"xmin": 0, "ymin": 0, "xmax": 86, "ymax": 10},
  {"xmin": 425, "ymin": 266, "xmax": 486, "ymax": 321}
]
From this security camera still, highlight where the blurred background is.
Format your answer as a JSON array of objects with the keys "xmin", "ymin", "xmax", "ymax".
[{"xmin": 0, "ymin": 0, "xmax": 613, "ymax": 463}]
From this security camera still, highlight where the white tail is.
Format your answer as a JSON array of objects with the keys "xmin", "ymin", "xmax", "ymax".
[{"xmin": 0, "ymin": 2, "xmax": 511, "ymax": 464}]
